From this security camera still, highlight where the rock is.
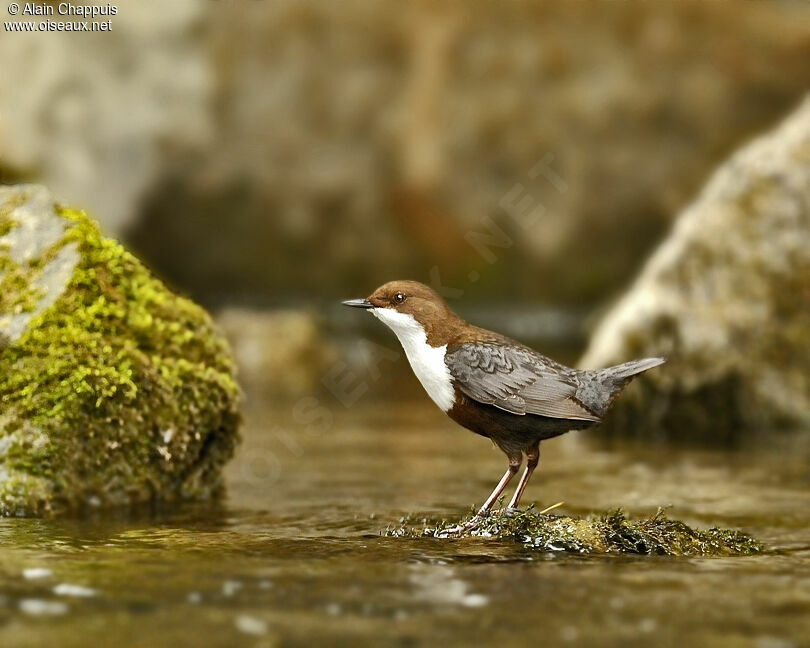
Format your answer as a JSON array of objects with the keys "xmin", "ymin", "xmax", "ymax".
[
  {"xmin": 216, "ymin": 308, "xmax": 338, "ymax": 399},
  {"xmin": 0, "ymin": 185, "xmax": 240, "ymax": 516},
  {"xmin": 389, "ymin": 509, "xmax": 761, "ymax": 557},
  {"xmin": 0, "ymin": 0, "xmax": 209, "ymax": 231},
  {"xmin": 580, "ymin": 98, "xmax": 810, "ymax": 442}
]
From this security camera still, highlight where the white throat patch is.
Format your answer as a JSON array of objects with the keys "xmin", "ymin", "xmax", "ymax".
[{"xmin": 371, "ymin": 308, "xmax": 455, "ymax": 412}]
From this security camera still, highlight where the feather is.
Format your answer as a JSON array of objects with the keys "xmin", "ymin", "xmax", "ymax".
[{"xmin": 445, "ymin": 343, "xmax": 600, "ymax": 422}]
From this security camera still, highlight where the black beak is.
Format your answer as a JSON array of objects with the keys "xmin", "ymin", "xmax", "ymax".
[{"xmin": 342, "ymin": 298, "xmax": 373, "ymax": 309}]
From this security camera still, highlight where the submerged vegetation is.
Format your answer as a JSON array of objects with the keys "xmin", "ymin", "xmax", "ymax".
[{"xmin": 388, "ymin": 507, "xmax": 762, "ymax": 557}]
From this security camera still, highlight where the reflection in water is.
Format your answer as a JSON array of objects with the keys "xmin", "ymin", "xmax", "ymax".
[{"xmin": 0, "ymin": 399, "xmax": 808, "ymax": 647}]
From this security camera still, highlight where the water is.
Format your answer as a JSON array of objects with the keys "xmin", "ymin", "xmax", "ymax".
[{"xmin": 1, "ymin": 399, "xmax": 809, "ymax": 647}]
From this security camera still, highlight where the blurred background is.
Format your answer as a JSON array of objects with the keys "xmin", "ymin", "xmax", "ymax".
[
  {"xmin": 2, "ymin": 0, "xmax": 810, "ymax": 418},
  {"xmin": 0, "ymin": 1, "xmax": 807, "ymax": 294}
]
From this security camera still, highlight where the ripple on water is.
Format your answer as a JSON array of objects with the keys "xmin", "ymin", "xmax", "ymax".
[
  {"xmin": 22, "ymin": 568, "xmax": 53, "ymax": 580},
  {"xmin": 53, "ymin": 584, "xmax": 98, "ymax": 598},
  {"xmin": 234, "ymin": 615, "xmax": 268, "ymax": 636},
  {"xmin": 19, "ymin": 599, "xmax": 69, "ymax": 616}
]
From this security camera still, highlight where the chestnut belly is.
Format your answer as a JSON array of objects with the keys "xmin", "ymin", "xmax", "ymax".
[{"xmin": 447, "ymin": 392, "xmax": 596, "ymax": 456}]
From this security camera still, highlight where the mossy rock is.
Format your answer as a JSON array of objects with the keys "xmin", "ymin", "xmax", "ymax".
[
  {"xmin": 388, "ymin": 508, "xmax": 762, "ymax": 557},
  {"xmin": 0, "ymin": 185, "xmax": 241, "ymax": 516}
]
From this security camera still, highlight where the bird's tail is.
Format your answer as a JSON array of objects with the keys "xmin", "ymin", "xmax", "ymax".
[
  {"xmin": 583, "ymin": 357, "xmax": 665, "ymax": 417},
  {"xmin": 599, "ymin": 357, "xmax": 665, "ymax": 382}
]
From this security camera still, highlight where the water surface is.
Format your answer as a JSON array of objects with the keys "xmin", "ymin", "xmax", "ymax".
[{"xmin": 1, "ymin": 400, "xmax": 809, "ymax": 647}]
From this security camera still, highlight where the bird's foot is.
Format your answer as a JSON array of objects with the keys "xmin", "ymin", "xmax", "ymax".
[{"xmin": 439, "ymin": 512, "xmax": 488, "ymax": 536}]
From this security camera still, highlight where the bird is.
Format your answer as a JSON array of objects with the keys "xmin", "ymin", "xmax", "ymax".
[{"xmin": 343, "ymin": 280, "xmax": 664, "ymax": 523}]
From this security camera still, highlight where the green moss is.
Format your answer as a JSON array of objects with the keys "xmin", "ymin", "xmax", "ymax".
[
  {"xmin": 0, "ymin": 255, "xmax": 45, "ymax": 315},
  {"xmin": 0, "ymin": 203, "xmax": 241, "ymax": 516},
  {"xmin": 388, "ymin": 508, "xmax": 762, "ymax": 556}
]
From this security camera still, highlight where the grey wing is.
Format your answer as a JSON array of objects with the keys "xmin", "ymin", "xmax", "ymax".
[{"xmin": 445, "ymin": 343, "xmax": 600, "ymax": 422}]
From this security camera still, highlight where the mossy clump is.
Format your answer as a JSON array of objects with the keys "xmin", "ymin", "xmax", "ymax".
[
  {"xmin": 387, "ymin": 508, "xmax": 762, "ymax": 557},
  {"xmin": 0, "ymin": 185, "xmax": 241, "ymax": 516}
]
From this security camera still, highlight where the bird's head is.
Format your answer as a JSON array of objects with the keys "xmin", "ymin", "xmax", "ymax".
[{"xmin": 342, "ymin": 280, "xmax": 460, "ymax": 343}]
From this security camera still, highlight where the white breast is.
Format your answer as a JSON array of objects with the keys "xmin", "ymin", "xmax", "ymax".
[{"xmin": 371, "ymin": 308, "xmax": 456, "ymax": 412}]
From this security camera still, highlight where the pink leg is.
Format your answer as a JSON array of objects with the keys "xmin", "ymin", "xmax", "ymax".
[
  {"xmin": 445, "ymin": 456, "xmax": 522, "ymax": 534},
  {"xmin": 476, "ymin": 457, "xmax": 521, "ymax": 516},
  {"xmin": 507, "ymin": 444, "xmax": 540, "ymax": 510}
]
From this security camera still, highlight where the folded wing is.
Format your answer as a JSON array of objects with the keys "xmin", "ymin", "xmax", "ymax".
[{"xmin": 445, "ymin": 343, "xmax": 600, "ymax": 422}]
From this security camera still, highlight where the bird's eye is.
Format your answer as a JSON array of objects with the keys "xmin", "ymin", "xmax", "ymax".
[{"xmin": 393, "ymin": 292, "xmax": 406, "ymax": 304}]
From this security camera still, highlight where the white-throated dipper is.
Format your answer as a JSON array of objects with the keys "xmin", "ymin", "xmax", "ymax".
[{"xmin": 343, "ymin": 280, "xmax": 664, "ymax": 521}]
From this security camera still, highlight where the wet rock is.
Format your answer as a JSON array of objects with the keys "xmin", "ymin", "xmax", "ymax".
[
  {"xmin": 580, "ymin": 98, "xmax": 810, "ymax": 442},
  {"xmin": 216, "ymin": 308, "xmax": 338, "ymax": 398},
  {"xmin": 389, "ymin": 508, "xmax": 762, "ymax": 557},
  {"xmin": 0, "ymin": 185, "xmax": 240, "ymax": 516}
]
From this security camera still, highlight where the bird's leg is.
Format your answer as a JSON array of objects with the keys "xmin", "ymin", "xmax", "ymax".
[
  {"xmin": 506, "ymin": 443, "xmax": 540, "ymax": 510},
  {"xmin": 462, "ymin": 456, "xmax": 521, "ymax": 523},
  {"xmin": 442, "ymin": 457, "xmax": 520, "ymax": 535},
  {"xmin": 477, "ymin": 460, "xmax": 521, "ymax": 516}
]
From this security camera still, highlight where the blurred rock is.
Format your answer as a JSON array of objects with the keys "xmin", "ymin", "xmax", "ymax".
[
  {"xmin": 4, "ymin": 1, "xmax": 810, "ymax": 306},
  {"xmin": 0, "ymin": 186, "xmax": 240, "ymax": 516},
  {"xmin": 580, "ymin": 98, "xmax": 810, "ymax": 442},
  {"xmin": 217, "ymin": 308, "xmax": 338, "ymax": 399},
  {"xmin": 0, "ymin": 0, "xmax": 210, "ymax": 231}
]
